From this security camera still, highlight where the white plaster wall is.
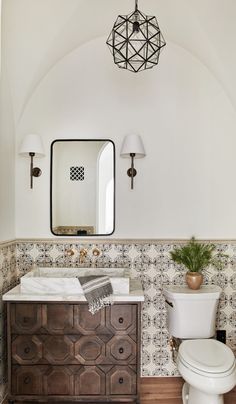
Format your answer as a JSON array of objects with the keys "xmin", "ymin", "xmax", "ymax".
[
  {"xmin": 3, "ymin": 0, "xmax": 236, "ymax": 121},
  {"xmin": 15, "ymin": 37, "xmax": 236, "ymax": 239},
  {"xmin": 0, "ymin": 0, "xmax": 15, "ymax": 242},
  {"xmin": 0, "ymin": 0, "xmax": 1, "ymax": 75}
]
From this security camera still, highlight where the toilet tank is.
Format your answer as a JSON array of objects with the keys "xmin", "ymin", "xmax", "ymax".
[{"xmin": 163, "ymin": 285, "xmax": 222, "ymax": 339}]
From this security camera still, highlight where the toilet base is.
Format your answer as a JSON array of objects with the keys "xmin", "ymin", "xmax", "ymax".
[{"xmin": 182, "ymin": 382, "xmax": 224, "ymax": 404}]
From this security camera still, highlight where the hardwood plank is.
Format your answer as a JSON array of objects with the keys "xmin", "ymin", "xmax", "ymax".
[
  {"xmin": 140, "ymin": 376, "xmax": 236, "ymax": 404},
  {"xmin": 140, "ymin": 377, "xmax": 183, "ymax": 400},
  {"xmin": 142, "ymin": 400, "xmax": 182, "ymax": 404},
  {"xmin": 225, "ymin": 387, "xmax": 236, "ymax": 404}
]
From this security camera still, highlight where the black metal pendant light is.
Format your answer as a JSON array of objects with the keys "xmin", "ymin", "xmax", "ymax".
[{"xmin": 106, "ymin": 0, "xmax": 166, "ymax": 73}]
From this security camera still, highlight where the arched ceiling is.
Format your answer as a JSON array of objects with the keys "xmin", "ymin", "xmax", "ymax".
[{"xmin": 2, "ymin": 0, "xmax": 236, "ymax": 124}]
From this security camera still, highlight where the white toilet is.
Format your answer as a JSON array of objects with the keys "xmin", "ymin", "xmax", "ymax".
[{"xmin": 163, "ymin": 285, "xmax": 236, "ymax": 404}]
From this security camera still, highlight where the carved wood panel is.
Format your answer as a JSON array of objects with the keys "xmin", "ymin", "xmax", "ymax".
[
  {"xmin": 106, "ymin": 366, "xmax": 137, "ymax": 395},
  {"xmin": 43, "ymin": 335, "xmax": 74, "ymax": 364},
  {"xmin": 8, "ymin": 302, "xmax": 140, "ymax": 402},
  {"xmin": 10, "ymin": 304, "xmax": 42, "ymax": 334},
  {"xmin": 43, "ymin": 366, "xmax": 74, "ymax": 396},
  {"xmin": 106, "ymin": 305, "xmax": 137, "ymax": 334},
  {"xmin": 74, "ymin": 305, "xmax": 107, "ymax": 334},
  {"xmin": 106, "ymin": 335, "xmax": 137, "ymax": 364},
  {"xmin": 12, "ymin": 366, "xmax": 45, "ymax": 395},
  {"xmin": 74, "ymin": 336, "xmax": 106, "ymax": 365},
  {"xmin": 12, "ymin": 335, "xmax": 76, "ymax": 365},
  {"xmin": 42, "ymin": 304, "xmax": 74, "ymax": 334},
  {"xmin": 74, "ymin": 366, "xmax": 106, "ymax": 395},
  {"xmin": 12, "ymin": 335, "xmax": 43, "ymax": 365},
  {"xmin": 12, "ymin": 334, "xmax": 138, "ymax": 366}
]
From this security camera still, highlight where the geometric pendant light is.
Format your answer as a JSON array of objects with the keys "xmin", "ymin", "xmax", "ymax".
[{"xmin": 106, "ymin": 0, "xmax": 166, "ymax": 73}]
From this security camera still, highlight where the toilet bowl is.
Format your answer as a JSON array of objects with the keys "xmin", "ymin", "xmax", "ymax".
[
  {"xmin": 177, "ymin": 339, "xmax": 236, "ymax": 404},
  {"xmin": 163, "ymin": 285, "xmax": 236, "ymax": 404}
]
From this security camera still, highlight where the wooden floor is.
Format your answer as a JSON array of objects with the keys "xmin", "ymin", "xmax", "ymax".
[
  {"xmin": 140, "ymin": 377, "xmax": 184, "ymax": 404},
  {"xmin": 140, "ymin": 377, "xmax": 236, "ymax": 404},
  {"xmin": 4, "ymin": 377, "xmax": 236, "ymax": 404}
]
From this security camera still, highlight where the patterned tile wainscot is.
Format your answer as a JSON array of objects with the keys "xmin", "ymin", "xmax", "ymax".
[
  {"xmin": 14, "ymin": 239, "xmax": 236, "ymax": 377},
  {"xmin": 0, "ymin": 240, "xmax": 17, "ymax": 402},
  {"xmin": 1, "ymin": 239, "xmax": 236, "ymax": 396}
]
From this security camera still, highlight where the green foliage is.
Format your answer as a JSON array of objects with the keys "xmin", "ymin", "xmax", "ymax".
[{"xmin": 170, "ymin": 237, "xmax": 227, "ymax": 273}]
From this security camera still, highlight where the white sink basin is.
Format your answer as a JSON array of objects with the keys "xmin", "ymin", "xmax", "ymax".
[{"xmin": 20, "ymin": 267, "xmax": 130, "ymax": 295}]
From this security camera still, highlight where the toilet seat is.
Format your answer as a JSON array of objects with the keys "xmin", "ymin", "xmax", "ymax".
[{"xmin": 178, "ymin": 339, "xmax": 235, "ymax": 377}]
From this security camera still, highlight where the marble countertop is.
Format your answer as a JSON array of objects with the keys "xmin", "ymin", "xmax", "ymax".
[{"xmin": 2, "ymin": 278, "xmax": 144, "ymax": 302}]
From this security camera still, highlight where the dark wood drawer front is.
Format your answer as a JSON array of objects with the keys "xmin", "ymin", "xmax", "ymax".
[
  {"xmin": 12, "ymin": 335, "xmax": 43, "ymax": 364},
  {"xmin": 12, "ymin": 335, "xmax": 136, "ymax": 365},
  {"xmin": 12, "ymin": 366, "xmax": 45, "ymax": 395},
  {"xmin": 13, "ymin": 335, "xmax": 76, "ymax": 365},
  {"xmin": 10, "ymin": 303, "xmax": 75, "ymax": 334},
  {"xmin": 74, "ymin": 335, "xmax": 106, "ymax": 364},
  {"xmin": 12, "ymin": 365, "xmax": 74, "ymax": 396},
  {"xmin": 42, "ymin": 304, "xmax": 74, "ymax": 334},
  {"xmin": 10, "ymin": 304, "xmax": 42, "ymax": 334},
  {"xmin": 12, "ymin": 365, "xmax": 123, "ymax": 396},
  {"xmin": 107, "ymin": 366, "xmax": 137, "ymax": 395},
  {"xmin": 74, "ymin": 305, "xmax": 106, "ymax": 334},
  {"xmin": 75, "ymin": 366, "xmax": 106, "ymax": 395},
  {"xmin": 106, "ymin": 305, "xmax": 137, "ymax": 334},
  {"xmin": 11, "ymin": 303, "xmax": 137, "ymax": 335},
  {"xmin": 8, "ymin": 302, "xmax": 140, "ymax": 402},
  {"xmin": 106, "ymin": 335, "xmax": 137, "ymax": 363},
  {"xmin": 43, "ymin": 366, "xmax": 74, "ymax": 395},
  {"xmin": 12, "ymin": 335, "xmax": 106, "ymax": 365}
]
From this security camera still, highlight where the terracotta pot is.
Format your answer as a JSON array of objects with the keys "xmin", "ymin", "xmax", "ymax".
[{"xmin": 185, "ymin": 272, "xmax": 203, "ymax": 290}]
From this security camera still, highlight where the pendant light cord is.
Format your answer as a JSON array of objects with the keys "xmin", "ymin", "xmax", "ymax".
[{"xmin": 135, "ymin": 0, "xmax": 138, "ymax": 11}]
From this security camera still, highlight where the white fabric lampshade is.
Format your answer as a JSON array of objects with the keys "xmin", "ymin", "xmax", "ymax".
[
  {"xmin": 120, "ymin": 134, "xmax": 146, "ymax": 158},
  {"xmin": 19, "ymin": 134, "xmax": 45, "ymax": 157}
]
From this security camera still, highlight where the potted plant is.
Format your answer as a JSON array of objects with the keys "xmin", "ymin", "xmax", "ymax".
[{"xmin": 169, "ymin": 237, "xmax": 227, "ymax": 289}]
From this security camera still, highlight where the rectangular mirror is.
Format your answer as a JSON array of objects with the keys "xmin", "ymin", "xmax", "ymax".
[{"xmin": 50, "ymin": 139, "xmax": 115, "ymax": 236}]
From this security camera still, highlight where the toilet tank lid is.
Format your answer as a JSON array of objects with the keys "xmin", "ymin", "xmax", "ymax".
[{"xmin": 163, "ymin": 285, "xmax": 222, "ymax": 300}]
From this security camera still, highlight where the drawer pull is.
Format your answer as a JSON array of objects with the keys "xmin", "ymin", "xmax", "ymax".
[
  {"xmin": 23, "ymin": 317, "xmax": 30, "ymax": 323},
  {"xmin": 118, "ymin": 317, "xmax": 124, "ymax": 324},
  {"xmin": 119, "ymin": 347, "xmax": 124, "ymax": 354},
  {"xmin": 24, "ymin": 377, "xmax": 30, "ymax": 384},
  {"xmin": 119, "ymin": 377, "xmax": 124, "ymax": 384},
  {"xmin": 24, "ymin": 347, "xmax": 30, "ymax": 354}
]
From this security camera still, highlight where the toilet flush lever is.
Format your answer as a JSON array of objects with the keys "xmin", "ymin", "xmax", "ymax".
[{"xmin": 165, "ymin": 299, "xmax": 173, "ymax": 308}]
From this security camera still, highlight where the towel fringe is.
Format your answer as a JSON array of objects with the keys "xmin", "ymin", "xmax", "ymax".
[
  {"xmin": 88, "ymin": 293, "xmax": 114, "ymax": 314},
  {"xmin": 78, "ymin": 275, "xmax": 113, "ymax": 315}
]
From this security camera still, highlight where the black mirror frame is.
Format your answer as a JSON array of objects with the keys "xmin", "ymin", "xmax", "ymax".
[{"xmin": 50, "ymin": 139, "xmax": 115, "ymax": 237}]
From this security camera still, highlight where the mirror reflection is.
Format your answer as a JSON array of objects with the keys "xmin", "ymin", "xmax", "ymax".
[{"xmin": 51, "ymin": 139, "xmax": 115, "ymax": 236}]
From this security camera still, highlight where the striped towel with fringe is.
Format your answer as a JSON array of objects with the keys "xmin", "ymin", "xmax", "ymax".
[{"xmin": 78, "ymin": 276, "xmax": 113, "ymax": 314}]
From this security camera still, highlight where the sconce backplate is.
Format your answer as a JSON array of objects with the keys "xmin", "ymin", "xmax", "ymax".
[
  {"xmin": 32, "ymin": 167, "xmax": 42, "ymax": 177},
  {"xmin": 127, "ymin": 168, "xmax": 137, "ymax": 178}
]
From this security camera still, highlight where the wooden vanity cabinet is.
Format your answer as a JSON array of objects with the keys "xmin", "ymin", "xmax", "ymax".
[{"xmin": 7, "ymin": 302, "xmax": 141, "ymax": 403}]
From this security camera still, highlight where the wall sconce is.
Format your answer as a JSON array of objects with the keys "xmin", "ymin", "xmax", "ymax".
[
  {"xmin": 120, "ymin": 134, "xmax": 145, "ymax": 189},
  {"xmin": 19, "ymin": 134, "xmax": 45, "ymax": 189}
]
